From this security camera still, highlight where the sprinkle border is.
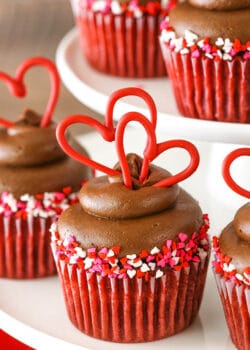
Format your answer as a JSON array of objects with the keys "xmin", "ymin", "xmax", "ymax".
[
  {"xmin": 0, "ymin": 187, "xmax": 78, "ymax": 219},
  {"xmin": 212, "ymin": 236, "xmax": 250, "ymax": 287},
  {"xmin": 72, "ymin": 0, "xmax": 176, "ymax": 17},
  {"xmin": 160, "ymin": 17, "xmax": 250, "ymax": 61},
  {"xmin": 51, "ymin": 214, "xmax": 210, "ymax": 280}
]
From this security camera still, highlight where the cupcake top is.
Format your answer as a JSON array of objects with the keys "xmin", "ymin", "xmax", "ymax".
[
  {"xmin": 213, "ymin": 147, "xmax": 250, "ymax": 286},
  {"xmin": 0, "ymin": 57, "xmax": 92, "ymax": 199},
  {"xmin": 160, "ymin": 0, "xmax": 250, "ymax": 61},
  {"xmin": 53, "ymin": 87, "xmax": 210, "ymax": 279},
  {"xmin": 71, "ymin": 0, "xmax": 176, "ymax": 17},
  {"xmin": 52, "ymin": 153, "xmax": 209, "ymax": 279},
  {"xmin": 57, "ymin": 153, "xmax": 204, "ymax": 257},
  {"xmin": 0, "ymin": 109, "xmax": 91, "ymax": 198},
  {"xmin": 219, "ymin": 203, "xmax": 250, "ymax": 273}
]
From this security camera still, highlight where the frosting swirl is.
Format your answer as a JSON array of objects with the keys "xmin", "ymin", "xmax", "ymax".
[
  {"xmin": 58, "ymin": 153, "xmax": 203, "ymax": 257},
  {"xmin": 219, "ymin": 202, "xmax": 250, "ymax": 273},
  {"xmin": 169, "ymin": 2, "xmax": 250, "ymax": 43},
  {"xmin": 188, "ymin": 0, "xmax": 250, "ymax": 10},
  {"xmin": 0, "ymin": 109, "xmax": 92, "ymax": 197},
  {"xmin": 79, "ymin": 154, "xmax": 179, "ymax": 219},
  {"xmin": 0, "ymin": 109, "xmax": 65, "ymax": 166}
]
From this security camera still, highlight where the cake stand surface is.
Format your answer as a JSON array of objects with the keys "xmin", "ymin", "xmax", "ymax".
[{"xmin": 56, "ymin": 27, "xmax": 250, "ymax": 146}]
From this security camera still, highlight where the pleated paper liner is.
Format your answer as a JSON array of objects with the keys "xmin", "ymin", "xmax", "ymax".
[
  {"xmin": 214, "ymin": 273, "xmax": 250, "ymax": 350},
  {"xmin": 160, "ymin": 44, "xmax": 250, "ymax": 123},
  {"xmin": 75, "ymin": 11, "xmax": 166, "ymax": 78},
  {"xmin": 0, "ymin": 214, "xmax": 56, "ymax": 279},
  {"xmin": 52, "ymin": 248, "xmax": 209, "ymax": 343}
]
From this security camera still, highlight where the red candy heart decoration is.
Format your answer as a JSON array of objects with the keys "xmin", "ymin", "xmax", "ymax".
[
  {"xmin": 151, "ymin": 140, "xmax": 200, "ymax": 187},
  {"xmin": 115, "ymin": 111, "xmax": 157, "ymax": 188},
  {"xmin": 56, "ymin": 114, "xmax": 118, "ymax": 176},
  {"xmin": 0, "ymin": 56, "xmax": 60, "ymax": 128},
  {"xmin": 57, "ymin": 87, "xmax": 200, "ymax": 189},
  {"xmin": 107, "ymin": 87, "xmax": 157, "ymax": 130},
  {"xmin": 223, "ymin": 148, "xmax": 250, "ymax": 198}
]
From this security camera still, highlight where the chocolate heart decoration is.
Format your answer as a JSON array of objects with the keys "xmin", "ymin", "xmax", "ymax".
[
  {"xmin": 223, "ymin": 148, "xmax": 250, "ymax": 198},
  {"xmin": 56, "ymin": 114, "xmax": 118, "ymax": 176},
  {"xmin": 0, "ymin": 57, "xmax": 60, "ymax": 128}
]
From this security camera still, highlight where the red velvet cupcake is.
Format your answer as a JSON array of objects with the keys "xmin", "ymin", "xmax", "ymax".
[
  {"xmin": 213, "ymin": 147, "xmax": 250, "ymax": 350},
  {"xmin": 70, "ymin": 0, "xmax": 177, "ymax": 77},
  {"xmin": 52, "ymin": 87, "xmax": 210, "ymax": 342},
  {"xmin": 160, "ymin": 0, "xmax": 250, "ymax": 123},
  {"xmin": 0, "ymin": 57, "xmax": 92, "ymax": 279}
]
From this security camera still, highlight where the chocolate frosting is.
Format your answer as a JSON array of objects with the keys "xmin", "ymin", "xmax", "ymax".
[
  {"xmin": 0, "ymin": 109, "xmax": 92, "ymax": 197},
  {"xmin": 188, "ymin": 0, "xmax": 250, "ymax": 10},
  {"xmin": 79, "ymin": 154, "xmax": 180, "ymax": 219},
  {"xmin": 219, "ymin": 202, "xmax": 250, "ymax": 273},
  {"xmin": 169, "ymin": 2, "xmax": 250, "ymax": 43},
  {"xmin": 58, "ymin": 154, "xmax": 203, "ymax": 257}
]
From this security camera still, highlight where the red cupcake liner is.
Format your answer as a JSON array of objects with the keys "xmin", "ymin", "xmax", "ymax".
[
  {"xmin": 214, "ymin": 273, "xmax": 250, "ymax": 350},
  {"xmin": 52, "ymin": 248, "xmax": 209, "ymax": 343},
  {"xmin": 160, "ymin": 44, "xmax": 250, "ymax": 123},
  {"xmin": 0, "ymin": 214, "xmax": 56, "ymax": 279},
  {"xmin": 75, "ymin": 11, "xmax": 166, "ymax": 78}
]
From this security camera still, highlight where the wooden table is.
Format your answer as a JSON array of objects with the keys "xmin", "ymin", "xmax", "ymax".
[{"xmin": 0, "ymin": 0, "xmax": 102, "ymax": 134}]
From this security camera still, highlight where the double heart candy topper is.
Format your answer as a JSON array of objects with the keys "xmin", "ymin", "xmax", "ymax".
[
  {"xmin": 0, "ymin": 56, "xmax": 60, "ymax": 128},
  {"xmin": 56, "ymin": 87, "xmax": 200, "ymax": 189},
  {"xmin": 223, "ymin": 148, "xmax": 250, "ymax": 199}
]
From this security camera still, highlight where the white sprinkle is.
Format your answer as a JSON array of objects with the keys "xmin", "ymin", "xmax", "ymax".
[
  {"xmin": 92, "ymin": 0, "xmax": 106, "ymax": 11},
  {"xmin": 126, "ymin": 254, "xmax": 137, "ymax": 260},
  {"xmin": 111, "ymin": 1, "xmax": 122, "ymax": 14},
  {"xmin": 156, "ymin": 270, "xmax": 164, "ymax": 279},
  {"xmin": 223, "ymin": 262, "xmax": 235, "ymax": 272},
  {"xmin": 180, "ymin": 48, "xmax": 189, "ymax": 55},
  {"xmin": 84, "ymin": 257, "xmax": 93, "ymax": 270},
  {"xmin": 205, "ymin": 53, "xmax": 213, "ymax": 59},
  {"xmin": 223, "ymin": 53, "xmax": 233, "ymax": 61},
  {"xmin": 141, "ymin": 263, "xmax": 150, "ymax": 273},
  {"xmin": 75, "ymin": 247, "xmax": 86, "ymax": 258},
  {"xmin": 127, "ymin": 269, "xmax": 136, "ymax": 279},
  {"xmin": 128, "ymin": 260, "xmax": 142, "ymax": 268},
  {"xmin": 236, "ymin": 273, "xmax": 244, "ymax": 281},
  {"xmin": 149, "ymin": 262, "xmax": 156, "ymax": 271},
  {"xmin": 150, "ymin": 247, "xmax": 160, "ymax": 255},
  {"xmin": 215, "ymin": 37, "xmax": 224, "ymax": 46},
  {"xmin": 107, "ymin": 249, "xmax": 115, "ymax": 257},
  {"xmin": 184, "ymin": 29, "xmax": 198, "ymax": 44}
]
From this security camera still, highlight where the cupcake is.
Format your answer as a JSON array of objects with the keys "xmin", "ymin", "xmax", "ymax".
[
  {"xmin": 159, "ymin": 0, "xmax": 250, "ymax": 123},
  {"xmin": 70, "ymin": 0, "xmax": 177, "ymax": 77},
  {"xmin": 0, "ymin": 57, "xmax": 92, "ymax": 279},
  {"xmin": 52, "ymin": 87, "xmax": 210, "ymax": 342},
  {"xmin": 213, "ymin": 147, "xmax": 250, "ymax": 350}
]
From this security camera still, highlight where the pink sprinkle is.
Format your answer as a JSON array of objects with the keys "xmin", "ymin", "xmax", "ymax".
[
  {"xmin": 178, "ymin": 233, "xmax": 188, "ymax": 242},
  {"xmin": 191, "ymin": 49, "xmax": 200, "ymax": 58},
  {"xmin": 88, "ymin": 247, "xmax": 96, "ymax": 253}
]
